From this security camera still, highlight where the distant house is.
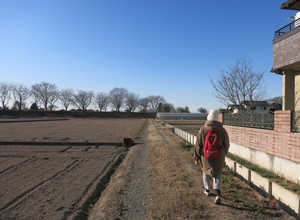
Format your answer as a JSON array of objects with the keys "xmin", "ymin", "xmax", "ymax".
[
  {"xmin": 227, "ymin": 104, "xmax": 240, "ymax": 114},
  {"xmin": 271, "ymin": 0, "xmax": 300, "ymax": 112},
  {"xmin": 268, "ymin": 101, "xmax": 283, "ymax": 111},
  {"xmin": 245, "ymin": 101, "xmax": 270, "ymax": 112},
  {"xmin": 227, "ymin": 101, "xmax": 276, "ymax": 113}
]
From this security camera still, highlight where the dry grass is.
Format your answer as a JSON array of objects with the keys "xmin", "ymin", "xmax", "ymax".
[
  {"xmin": 148, "ymin": 129, "xmax": 206, "ymax": 219},
  {"xmin": 147, "ymin": 121, "xmax": 293, "ymax": 219}
]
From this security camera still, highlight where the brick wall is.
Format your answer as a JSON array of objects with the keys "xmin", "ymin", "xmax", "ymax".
[
  {"xmin": 273, "ymin": 31, "xmax": 300, "ymax": 70},
  {"xmin": 219, "ymin": 111, "xmax": 300, "ymax": 164}
]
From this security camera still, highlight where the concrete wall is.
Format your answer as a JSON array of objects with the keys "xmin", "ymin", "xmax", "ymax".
[
  {"xmin": 229, "ymin": 142, "xmax": 300, "ymax": 184},
  {"xmin": 174, "ymin": 127, "xmax": 197, "ymax": 145}
]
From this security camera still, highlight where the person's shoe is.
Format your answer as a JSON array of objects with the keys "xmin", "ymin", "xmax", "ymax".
[
  {"xmin": 204, "ymin": 190, "xmax": 210, "ymax": 196},
  {"xmin": 214, "ymin": 196, "xmax": 221, "ymax": 204}
]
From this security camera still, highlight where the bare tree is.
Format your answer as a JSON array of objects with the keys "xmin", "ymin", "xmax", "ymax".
[
  {"xmin": 210, "ymin": 58, "xmax": 267, "ymax": 111},
  {"xmin": 0, "ymin": 82, "xmax": 12, "ymax": 110},
  {"xmin": 12, "ymin": 84, "xmax": 31, "ymax": 111},
  {"xmin": 12, "ymin": 101, "xmax": 27, "ymax": 110},
  {"xmin": 139, "ymin": 97, "xmax": 150, "ymax": 112},
  {"xmin": 148, "ymin": 95, "xmax": 166, "ymax": 113},
  {"xmin": 125, "ymin": 92, "xmax": 140, "ymax": 112},
  {"xmin": 198, "ymin": 107, "xmax": 207, "ymax": 113},
  {"xmin": 31, "ymin": 82, "xmax": 58, "ymax": 111},
  {"xmin": 48, "ymin": 91, "xmax": 59, "ymax": 111},
  {"xmin": 60, "ymin": 89, "xmax": 74, "ymax": 111},
  {"xmin": 95, "ymin": 92, "xmax": 109, "ymax": 112},
  {"xmin": 109, "ymin": 87, "xmax": 128, "ymax": 112},
  {"xmin": 72, "ymin": 90, "xmax": 94, "ymax": 112}
]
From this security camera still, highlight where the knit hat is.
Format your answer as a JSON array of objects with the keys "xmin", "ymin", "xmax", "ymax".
[{"xmin": 207, "ymin": 109, "xmax": 219, "ymax": 121}]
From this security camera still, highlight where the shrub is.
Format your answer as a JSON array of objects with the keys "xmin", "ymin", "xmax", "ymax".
[{"xmin": 179, "ymin": 141, "xmax": 194, "ymax": 150}]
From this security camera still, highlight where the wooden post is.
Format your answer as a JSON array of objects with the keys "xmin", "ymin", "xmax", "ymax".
[
  {"xmin": 297, "ymin": 197, "xmax": 300, "ymax": 219},
  {"xmin": 233, "ymin": 162, "xmax": 236, "ymax": 174},
  {"xmin": 268, "ymin": 181, "xmax": 272, "ymax": 198},
  {"xmin": 248, "ymin": 169, "xmax": 251, "ymax": 184}
]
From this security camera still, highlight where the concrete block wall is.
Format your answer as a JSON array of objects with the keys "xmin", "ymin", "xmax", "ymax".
[
  {"xmin": 173, "ymin": 127, "xmax": 196, "ymax": 145},
  {"xmin": 251, "ymin": 170, "xmax": 271, "ymax": 196},
  {"xmin": 272, "ymin": 182, "xmax": 300, "ymax": 217}
]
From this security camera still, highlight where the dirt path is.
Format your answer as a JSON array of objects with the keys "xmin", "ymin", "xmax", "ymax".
[
  {"xmin": 89, "ymin": 119, "xmax": 152, "ymax": 220},
  {"xmin": 89, "ymin": 119, "xmax": 295, "ymax": 220}
]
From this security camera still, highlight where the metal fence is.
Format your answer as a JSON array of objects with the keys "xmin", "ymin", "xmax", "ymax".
[
  {"xmin": 292, "ymin": 111, "xmax": 300, "ymax": 133},
  {"xmin": 274, "ymin": 17, "xmax": 300, "ymax": 38},
  {"xmin": 223, "ymin": 112, "xmax": 274, "ymax": 130}
]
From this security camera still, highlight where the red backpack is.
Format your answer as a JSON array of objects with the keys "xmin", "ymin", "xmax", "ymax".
[{"xmin": 203, "ymin": 126, "xmax": 222, "ymax": 159}]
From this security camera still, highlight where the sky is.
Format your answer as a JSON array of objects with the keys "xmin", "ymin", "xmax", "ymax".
[{"xmin": 0, "ymin": 0, "xmax": 297, "ymax": 112}]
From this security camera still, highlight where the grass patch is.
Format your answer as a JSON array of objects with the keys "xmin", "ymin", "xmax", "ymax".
[
  {"xmin": 226, "ymin": 153, "xmax": 300, "ymax": 195},
  {"xmin": 136, "ymin": 119, "xmax": 148, "ymax": 140},
  {"xmin": 179, "ymin": 141, "xmax": 194, "ymax": 151},
  {"xmin": 223, "ymin": 173, "xmax": 235, "ymax": 189}
]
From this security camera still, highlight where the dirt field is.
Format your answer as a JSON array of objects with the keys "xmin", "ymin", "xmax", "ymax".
[
  {"xmin": 0, "ymin": 118, "xmax": 146, "ymax": 143},
  {"xmin": 163, "ymin": 119, "xmax": 205, "ymax": 136},
  {"xmin": 0, "ymin": 119, "xmax": 146, "ymax": 220}
]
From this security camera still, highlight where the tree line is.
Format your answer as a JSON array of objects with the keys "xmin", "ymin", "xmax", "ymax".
[
  {"xmin": 1, "ymin": 58, "xmax": 273, "ymax": 114},
  {"xmin": 0, "ymin": 82, "xmax": 198, "ymax": 113}
]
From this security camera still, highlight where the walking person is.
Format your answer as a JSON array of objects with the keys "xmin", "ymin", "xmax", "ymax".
[{"xmin": 194, "ymin": 109, "xmax": 230, "ymax": 204}]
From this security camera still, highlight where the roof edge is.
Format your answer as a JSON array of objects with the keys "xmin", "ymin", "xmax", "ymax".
[{"xmin": 280, "ymin": 0, "xmax": 300, "ymax": 10}]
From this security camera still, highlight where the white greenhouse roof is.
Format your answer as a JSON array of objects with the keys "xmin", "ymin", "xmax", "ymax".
[{"xmin": 156, "ymin": 112, "xmax": 208, "ymax": 120}]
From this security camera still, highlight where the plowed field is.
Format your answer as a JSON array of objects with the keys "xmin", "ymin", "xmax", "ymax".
[
  {"xmin": 0, "ymin": 118, "xmax": 145, "ymax": 143},
  {"xmin": 0, "ymin": 119, "xmax": 146, "ymax": 220},
  {"xmin": 163, "ymin": 119, "xmax": 205, "ymax": 136}
]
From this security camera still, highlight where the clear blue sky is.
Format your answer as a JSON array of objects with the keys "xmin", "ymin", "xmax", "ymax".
[{"xmin": 0, "ymin": 0, "xmax": 296, "ymax": 112}]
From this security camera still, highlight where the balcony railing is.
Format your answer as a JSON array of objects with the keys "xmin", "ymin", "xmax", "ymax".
[{"xmin": 274, "ymin": 17, "xmax": 300, "ymax": 38}]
